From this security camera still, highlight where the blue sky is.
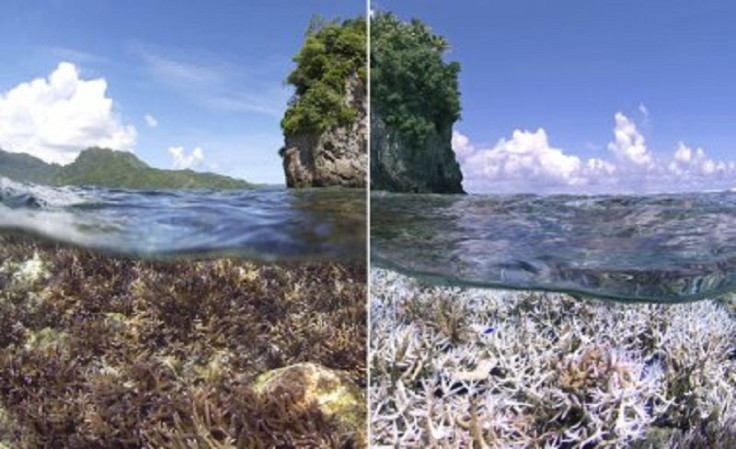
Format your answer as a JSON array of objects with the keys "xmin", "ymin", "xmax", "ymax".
[
  {"xmin": 376, "ymin": 0, "xmax": 736, "ymax": 193},
  {"xmin": 0, "ymin": 0, "xmax": 364, "ymax": 184}
]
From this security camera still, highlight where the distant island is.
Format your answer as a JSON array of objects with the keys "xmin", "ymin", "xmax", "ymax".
[{"xmin": 0, "ymin": 147, "xmax": 253, "ymax": 189}]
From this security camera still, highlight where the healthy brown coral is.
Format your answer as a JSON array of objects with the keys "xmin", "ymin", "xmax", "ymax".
[{"xmin": 0, "ymin": 233, "xmax": 366, "ymax": 448}]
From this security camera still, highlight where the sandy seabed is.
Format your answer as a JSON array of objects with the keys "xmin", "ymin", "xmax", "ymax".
[
  {"xmin": 370, "ymin": 268, "xmax": 736, "ymax": 448},
  {"xmin": 0, "ymin": 234, "xmax": 366, "ymax": 448}
]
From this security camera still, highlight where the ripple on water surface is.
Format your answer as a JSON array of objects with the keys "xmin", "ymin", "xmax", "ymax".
[
  {"xmin": 371, "ymin": 191, "xmax": 736, "ymax": 302},
  {"xmin": 0, "ymin": 177, "xmax": 365, "ymax": 262}
]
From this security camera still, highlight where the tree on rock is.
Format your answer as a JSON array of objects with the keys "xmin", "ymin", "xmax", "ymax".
[
  {"xmin": 280, "ymin": 16, "xmax": 367, "ymax": 188},
  {"xmin": 371, "ymin": 12, "xmax": 465, "ymax": 194}
]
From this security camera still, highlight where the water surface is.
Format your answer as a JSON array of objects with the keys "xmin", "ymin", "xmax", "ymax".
[
  {"xmin": 372, "ymin": 191, "xmax": 736, "ymax": 302},
  {"xmin": 0, "ymin": 177, "xmax": 365, "ymax": 261}
]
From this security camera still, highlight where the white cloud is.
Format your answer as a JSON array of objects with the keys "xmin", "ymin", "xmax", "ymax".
[
  {"xmin": 607, "ymin": 112, "xmax": 652, "ymax": 166},
  {"xmin": 168, "ymin": 145, "xmax": 204, "ymax": 170},
  {"xmin": 144, "ymin": 114, "xmax": 158, "ymax": 128},
  {"xmin": 455, "ymin": 112, "xmax": 736, "ymax": 194},
  {"xmin": 454, "ymin": 129, "xmax": 615, "ymax": 192},
  {"xmin": 0, "ymin": 62, "xmax": 137, "ymax": 165},
  {"xmin": 638, "ymin": 102, "xmax": 649, "ymax": 120},
  {"xmin": 668, "ymin": 142, "xmax": 724, "ymax": 176},
  {"xmin": 451, "ymin": 130, "xmax": 474, "ymax": 162}
]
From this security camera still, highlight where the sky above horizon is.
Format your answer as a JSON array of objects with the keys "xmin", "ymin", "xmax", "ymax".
[
  {"xmin": 0, "ymin": 0, "xmax": 364, "ymax": 184},
  {"xmin": 377, "ymin": 0, "xmax": 736, "ymax": 194}
]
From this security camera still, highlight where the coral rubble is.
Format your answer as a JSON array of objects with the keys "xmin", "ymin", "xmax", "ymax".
[
  {"xmin": 0, "ymin": 234, "xmax": 366, "ymax": 448},
  {"xmin": 370, "ymin": 268, "xmax": 736, "ymax": 448}
]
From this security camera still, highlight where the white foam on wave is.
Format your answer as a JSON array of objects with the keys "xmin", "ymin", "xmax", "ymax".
[
  {"xmin": 0, "ymin": 176, "xmax": 96, "ymax": 208},
  {"xmin": 0, "ymin": 202, "xmax": 119, "ymax": 249}
]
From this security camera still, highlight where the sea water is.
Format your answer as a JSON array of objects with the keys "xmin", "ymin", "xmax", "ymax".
[
  {"xmin": 372, "ymin": 191, "xmax": 736, "ymax": 302},
  {"xmin": 0, "ymin": 176, "xmax": 365, "ymax": 261}
]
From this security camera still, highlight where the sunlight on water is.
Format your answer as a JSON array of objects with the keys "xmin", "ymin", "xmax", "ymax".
[{"xmin": 371, "ymin": 191, "xmax": 736, "ymax": 302}]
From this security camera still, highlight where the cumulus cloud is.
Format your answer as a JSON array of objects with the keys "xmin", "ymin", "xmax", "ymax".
[
  {"xmin": 0, "ymin": 62, "xmax": 137, "ymax": 165},
  {"xmin": 144, "ymin": 114, "xmax": 158, "ymax": 128},
  {"xmin": 607, "ymin": 112, "xmax": 652, "ymax": 166},
  {"xmin": 455, "ymin": 111, "xmax": 736, "ymax": 193},
  {"xmin": 450, "ymin": 130, "xmax": 474, "ymax": 162},
  {"xmin": 168, "ymin": 146, "xmax": 204, "ymax": 170},
  {"xmin": 454, "ymin": 128, "xmax": 615, "ymax": 193},
  {"xmin": 668, "ymin": 142, "xmax": 732, "ymax": 177}
]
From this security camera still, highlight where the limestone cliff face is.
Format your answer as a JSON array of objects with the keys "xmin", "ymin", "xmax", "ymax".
[
  {"xmin": 281, "ymin": 74, "xmax": 367, "ymax": 188},
  {"xmin": 370, "ymin": 112, "xmax": 464, "ymax": 193}
]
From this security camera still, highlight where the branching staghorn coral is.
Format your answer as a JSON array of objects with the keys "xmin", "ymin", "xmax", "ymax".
[
  {"xmin": 370, "ymin": 268, "xmax": 736, "ymax": 448},
  {"xmin": 0, "ymin": 234, "xmax": 366, "ymax": 448}
]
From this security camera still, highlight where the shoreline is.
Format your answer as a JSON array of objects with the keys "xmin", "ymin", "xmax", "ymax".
[
  {"xmin": 0, "ymin": 234, "xmax": 366, "ymax": 447},
  {"xmin": 370, "ymin": 268, "xmax": 736, "ymax": 448}
]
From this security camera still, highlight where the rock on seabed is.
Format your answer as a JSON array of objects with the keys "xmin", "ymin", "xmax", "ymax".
[{"xmin": 255, "ymin": 362, "xmax": 367, "ymax": 447}]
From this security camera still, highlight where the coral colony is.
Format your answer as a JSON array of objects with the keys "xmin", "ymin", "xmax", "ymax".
[
  {"xmin": 0, "ymin": 235, "xmax": 365, "ymax": 448},
  {"xmin": 370, "ymin": 268, "xmax": 736, "ymax": 448}
]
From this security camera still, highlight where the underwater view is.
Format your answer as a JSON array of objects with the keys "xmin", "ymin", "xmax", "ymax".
[
  {"xmin": 370, "ymin": 192, "xmax": 736, "ymax": 447},
  {"xmin": 0, "ymin": 182, "xmax": 367, "ymax": 447}
]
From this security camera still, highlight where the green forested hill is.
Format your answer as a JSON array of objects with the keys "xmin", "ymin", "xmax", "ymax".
[
  {"xmin": 0, "ymin": 150, "xmax": 62, "ymax": 185},
  {"xmin": 0, "ymin": 147, "xmax": 253, "ymax": 189}
]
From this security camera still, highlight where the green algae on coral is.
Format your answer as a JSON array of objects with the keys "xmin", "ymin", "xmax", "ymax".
[{"xmin": 23, "ymin": 327, "xmax": 69, "ymax": 353}]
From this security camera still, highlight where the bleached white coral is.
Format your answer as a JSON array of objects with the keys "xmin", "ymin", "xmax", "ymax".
[{"xmin": 370, "ymin": 268, "xmax": 736, "ymax": 448}]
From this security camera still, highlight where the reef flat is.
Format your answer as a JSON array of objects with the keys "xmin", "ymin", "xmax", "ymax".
[
  {"xmin": 0, "ymin": 234, "xmax": 366, "ymax": 448},
  {"xmin": 370, "ymin": 268, "xmax": 736, "ymax": 448}
]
